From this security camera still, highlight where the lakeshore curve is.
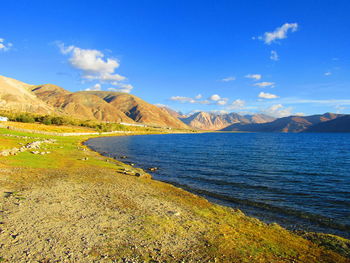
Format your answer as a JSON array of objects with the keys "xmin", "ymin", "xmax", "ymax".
[{"xmin": 0, "ymin": 127, "xmax": 349, "ymax": 262}]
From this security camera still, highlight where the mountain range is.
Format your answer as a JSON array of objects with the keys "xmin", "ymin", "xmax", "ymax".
[
  {"xmin": 0, "ymin": 75, "xmax": 188, "ymax": 129},
  {"xmin": 221, "ymin": 113, "xmax": 347, "ymax": 132},
  {"xmin": 179, "ymin": 111, "xmax": 275, "ymax": 130},
  {"xmin": 0, "ymin": 75, "xmax": 349, "ymax": 132}
]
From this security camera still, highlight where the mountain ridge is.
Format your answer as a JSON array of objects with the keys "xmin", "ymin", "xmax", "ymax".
[
  {"xmin": 179, "ymin": 111, "xmax": 275, "ymax": 130},
  {"xmin": 0, "ymin": 75, "xmax": 188, "ymax": 128},
  {"xmin": 221, "ymin": 113, "xmax": 344, "ymax": 132}
]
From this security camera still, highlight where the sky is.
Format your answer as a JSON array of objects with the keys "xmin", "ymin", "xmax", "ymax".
[{"xmin": 1, "ymin": 0, "xmax": 350, "ymax": 117}]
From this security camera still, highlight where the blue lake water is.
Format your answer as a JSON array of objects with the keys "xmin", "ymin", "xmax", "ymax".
[{"xmin": 86, "ymin": 133, "xmax": 350, "ymax": 238}]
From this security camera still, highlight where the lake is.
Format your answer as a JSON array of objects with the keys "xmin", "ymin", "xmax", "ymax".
[{"xmin": 86, "ymin": 133, "xmax": 350, "ymax": 238}]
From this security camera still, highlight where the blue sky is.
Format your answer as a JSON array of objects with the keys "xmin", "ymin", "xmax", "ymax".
[{"xmin": 1, "ymin": 0, "xmax": 350, "ymax": 117}]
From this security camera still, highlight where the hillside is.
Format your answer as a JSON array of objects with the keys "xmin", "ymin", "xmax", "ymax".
[
  {"xmin": 84, "ymin": 91, "xmax": 189, "ymax": 129},
  {"xmin": 180, "ymin": 112, "xmax": 274, "ymax": 130},
  {"xmin": 0, "ymin": 75, "xmax": 189, "ymax": 129},
  {"xmin": 157, "ymin": 105, "xmax": 186, "ymax": 119},
  {"xmin": 32, "ymin": 85, "xmax": 134, "ymax": 123},
  {"xmin": 0, "ymin": 75, "xmax": 55, "ymax": 114},
  {"xmin": 304, "ymin": 115, "xmax": 350, "ymax": 132},
  {"xmin": 244, "ymin": 114, "xmax": 276, "ymax": 124},
  {"xmin": 222, "ymin": 113, "xmax": 342, "ymax": 132}
]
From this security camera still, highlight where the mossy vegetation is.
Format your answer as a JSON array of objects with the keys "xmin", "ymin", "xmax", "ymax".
[{"xmin": 0, "ymin": 124, "xmax": 349, "ymax": 262}]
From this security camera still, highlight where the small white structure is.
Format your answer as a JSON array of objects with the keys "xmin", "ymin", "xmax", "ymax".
[
  {"xmin": 0, "ymin": 116, "xmax": 8, "ymax": 122},
  {"xmin": 120, "ymin": 122, "xmax": 146, "ymax": 127}
]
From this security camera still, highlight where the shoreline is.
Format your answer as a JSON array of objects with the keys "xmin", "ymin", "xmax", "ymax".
[
  {"xmin": 0, "ymin": 127, "xmax": 349, "ymax": 262},
  {"xmin": 83, "ymin": 134, "xmax": 349, "ymax": 239},
  {"xmin": 83, "ymin": 134, "xmax": 350, "ymax": 240}
]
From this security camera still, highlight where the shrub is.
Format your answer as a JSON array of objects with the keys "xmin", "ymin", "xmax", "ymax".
[{"xmin": 15, "ymin": 114, "xmax": 35, "ymax": 123}]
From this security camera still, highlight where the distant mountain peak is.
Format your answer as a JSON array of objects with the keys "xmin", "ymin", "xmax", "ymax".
[
  {"xmin": 222, "ymin": 113, "xmax": 344, "ymax": 132},
  {"xmin": 179, "ymin": 111, "xmax": 275, "ymax": 130}
]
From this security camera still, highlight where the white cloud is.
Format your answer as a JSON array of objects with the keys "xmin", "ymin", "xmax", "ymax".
[
  {"xmin": 209, "ymin": 94, "xmax": 221, "ymax": 101},
  {"xmin": 221, "ymin": 76, "xmax": 236, "ymax": 82},
  {"xmin": 262, "ymin": 104, "xmax": 294, "ymax": 118},
  {"xmin": 85, "ymin": 83, "xmax": 101, "ymax": 91},
  {"xmin": 170, "ymin": 94, "xmax": 228, "ymax": 106},
  {"xmin": 274, "ymin": 98, "xmax": 350, "ymax": 105},
  {"xmin": 245, "ymin": 74, "xmax": 262, "ymax": 80},
  {"xmin": 58, "ymin": 42, "xmax": 133, "ymax": 91},
  {"xmin": 154, "ymin": 103, "xmax": 168, "ymax": 108},
  {"xmin": 270, "ymin": 50, "xmax": 279, "ymax": 61},
  {"xmin": 0, "ymin": 38, "xmax": 12, "ymax": 52},
  {"xmin": 217, "ymin": 99, "xmax": 228, "ymax": 105},
  {"xmin": 258, "ymin": 92, "xmax": 279, "ymax": 99},
  {"xmin": 257, "ymin": 23, "xmax": 298, "ymax": 44},
  {"xmin": 226, "ymin": 99, "xmax": 246, "ymax": 110},
  {"xmin": 324, "ymin": 72, "xmax": 332, "ymax": 76},
  {"xmin": 335, "ymin": 105, "xmax": 346, "ymax": 113},
  {"xmin": 170, "ymin": 96, "xmax": 196, "ymax": 103},
  {"xmin": 208, "ymin": 94, "xmax": 229, "ymax": 105},
  {"xmin": 254, "ymin": 82, "xmax": 275, "ymax": 88},
  {"xmin": 108, "ymin": 83, "xmax": 133, "ymax": 93}
]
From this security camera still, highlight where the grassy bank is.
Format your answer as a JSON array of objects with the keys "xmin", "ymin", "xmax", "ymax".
[{"xmin": 0, "ymin": 126, "xmax": 349, "ymax": 262}]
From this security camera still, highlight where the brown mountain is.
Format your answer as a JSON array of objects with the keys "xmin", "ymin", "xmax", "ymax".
[
  {"xmin": 0, "ymin": 75, "xmax": 55, "ymax": 114},
  {"xmin": 0, "ymin": 75, "xmax": 189, "ymax": 128},
  {"xmin": 304, "ymin": 115, "xmax": 350, "ymax": 132},
  {"xmin": 157, "ymin": 106, "xmax": 186, "ymax": 119},
  {"xmin": 180, "ymin": 112, "xmax": 274, "ymax": 130},
  {"xmin": 243, "ymin": 114, "xmax": 276, "ymax": 124},
  {"xmin": 222, "ymin": 113, "xmax": 342, "ymax": 132},
  {"xmin": 83, "ymin": 91, "xmax": 189, "ymax": 128},
  {"xmin": 31, "ymin": 85, "xmax": 134, "ymax": 123}
]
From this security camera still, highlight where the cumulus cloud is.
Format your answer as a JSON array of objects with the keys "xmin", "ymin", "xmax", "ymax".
[
  {"xmin": 270, "ymin": 50, "xmax": 279, "ymax": 61},
  {"xmin": 245, "ymin": 74, "xmax": 262, "ymax": 80},
  {"xmin": 217, "ymin": 99, "xmax": 228, "ymax": 105},
  {"xmin": 85, "ymin": 83, "xmax": 101, "ymax": 91},
  {"xmin": 108, "ymin": 83, "xmax": 133, "ymax": 93},
  {"xmin": 208, "ymin": 94, "xmax": 229, "ymax": 105},
  {"xmin": 0, "ymin": 38, "xmax": 12, "ymax": 52},
  {"xmin": 170, "ymin": 96, "xmax": 196, "ymax": 103},
  {"xmin": 273, "ymin": 98, "xmax": 350, "ymax": 106},
  {"xmin": 261, "ymin": 104, "xmax": 296, "ymax": 118},
  {"xmin": 221, "ymin": 76, "xmax": 236, "ymax": 82},
  {"xmin": 258, "ymin": 92, "xmax": 279, "ymax": 99},
  {"xmin": 209, "ymin": 94, "xmax": 221, "ymax": 101},
  {"xmin": 170, "ymin": 94, "xmax": 228, "ymax": 106},
  {"xmin": 254, "ymin": 82, "xmax": 275, "ymax": 88},
  {"xmin": 257, "ymin": 23, "xmax": 298, "ymax": 44},
  {"xmin": 335, "ymin": 105, "xmax": 346, "ymax": 113},
  {"xmin": 154, "ymin": 103, "xmax": 168, "ymax": 108},
  {"xmin": 226, "ymin": 99, "xmax": 246, "ymax": 110},
  {"xmin": 58, "ymin": 42, "xmax": 133, "ymax": 92}
]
